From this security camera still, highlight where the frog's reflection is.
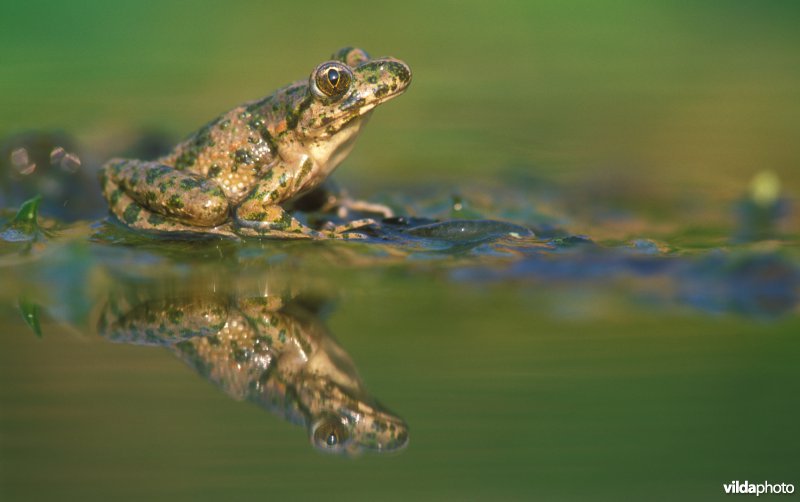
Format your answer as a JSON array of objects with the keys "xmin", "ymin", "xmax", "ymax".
[{"xmin": 98, "ymin": 293, "xmax": 408, "ymax": 455}]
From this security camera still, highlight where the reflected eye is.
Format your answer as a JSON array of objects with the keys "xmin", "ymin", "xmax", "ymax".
[
  {"xmin": 311, "ymin": 62, "xmax": 352, "ymax": 101},
  {"xmin": 311, "ymin": 416, "xmax": 350, "ymax": 451}
]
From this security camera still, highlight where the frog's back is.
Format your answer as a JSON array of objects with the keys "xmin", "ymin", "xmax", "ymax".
[{"xmin": 157, "ymin": 81, "xmax": 308, "ymax": 203}]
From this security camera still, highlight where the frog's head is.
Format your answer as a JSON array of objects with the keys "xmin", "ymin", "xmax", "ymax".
[
  {"xmin": 298, "ymin": 371, "xmax": 408, "ymax": 455},
  {"xmin": 296, "ymin": 47, "xmax": 411, "ymax": 145},
  {"xmin": 307, "ymin": 397, "xmax": 409, "ymax": 456}
]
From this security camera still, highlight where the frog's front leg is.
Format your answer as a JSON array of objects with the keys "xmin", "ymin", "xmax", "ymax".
[
  {"xmin": 234, "ymin": 163, "xmax": 371, "ymax": 240},
  {"xmin": 291, "ymin": 180, "xmax": 394, "ymax": 219},
  {"xmin": 101, "ymin": 158, "xmax": 236, "ymax": 237}
]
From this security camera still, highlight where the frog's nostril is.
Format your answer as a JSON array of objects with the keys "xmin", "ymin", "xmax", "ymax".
[{"xmin": 389, "ymin": 61, "xmax": 411, "ymax": 85}]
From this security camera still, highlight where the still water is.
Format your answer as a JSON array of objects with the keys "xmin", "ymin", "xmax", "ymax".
[
  {"xmin": 1, "ymin": 174, "xmax": 798, "ymax": 500},
  {"xmin": 2, "ymin": 2, "xmax": 800, "ymax": 499}
]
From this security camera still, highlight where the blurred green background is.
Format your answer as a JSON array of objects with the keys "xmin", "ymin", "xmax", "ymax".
[
  {"xmin": 2, "ymin": 0, "xmax": 799, "ymax": 194},
  {"xmin": 2, "ymin": 2, "xmax": 799, "ymax": 501}
]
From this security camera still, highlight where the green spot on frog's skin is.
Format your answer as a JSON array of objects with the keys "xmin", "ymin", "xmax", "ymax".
[
  {"xmin": 167, "ymin": 195, "xmax": 184, "ymax": 210},
  {"xmin": 180, "ymin": 178, "xmax": 201, "ymax": 190},
  {"xmin": 174, "ymin": 151, "xmax": 196, "ymax": 170},
  {"xmin": 208, "ymin": 165, "xmax": 222, "ymax": 178},
  {"xmin": 367, "ymin": 75, "xmax": 378, "ymax": 84},
  {"xmin": 147, "ymin": 213, "xmax": 166, "ymax": 226},
  {"xmin": 219, "ymin": 119, "xmax": 231, "ymax": 130},
  {"xmin": 295, "ymin": 159, "xmax": 313, "ymax": 188},
  {"xmin": 245, "ymin": 212, "xmax": 267, "ymax": 222},
  {"xmin": 286, "ymin": 95, "xmax": 313, "ymax": 130},
  {"xmin": 145, "ymin": 166, "xmax": 170, "ymax": 184},
  {"xmin": 339, "ymin": 97, "xmax": 366, "ymax": 113},
  {"xmin": 123, "ymin": 204, "xmax": 142, "ymax": 224},
  {"xmin": 279, "ymin": 172, "xmax": 288, "ymax": 188},
  {"xmin": 144, "ymin": 191, "xmax": 157, "ymax": 204},
  {"xmin": 173, "ymin": 124, "xmax": 215, "ymax": 170},
  {"xmin": 234, "ymin": 149, "xmax": 253, "ymax": 165},
  {"xmin": 277, "ymin": 211, "xmax": 293, "ymax": 229},
  {"xmin": 110, "ymin": 189, "xmax": 123, "ymax": 205},
  {"xmin": 374, "ymin": 84, "xmax": 390, "ymax": 98},
  {"xmin": 278, "ymin": 330, "xmax": 286, "ymax": 343},
  {"xmin": 247, "ymin": 117, "xmax": 264, "ymax": 130},
  {"xmin": 233, "ymin": 348, "xmax": 248, "ymax": 363},
  {"xmin": 247, "ymin": 117, "xmax": 278, "ymax": 154},
  {"xmin": 168, "ymin": 308, "xmax": 184, "ymax": 325},
  {"xmin": 158, "ymin": 182, "xmax": 168, "ymax": 194},
  {"xmin": 108, "ymin": 161, "xmax": 125, "ymax": 175}
]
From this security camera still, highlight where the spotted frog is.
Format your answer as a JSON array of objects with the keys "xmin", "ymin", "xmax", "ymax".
[
  {"xmin": 99, "ymin": 293, "xmax": 408, "ymax": 454},
  {"xmin": 100, "ymin": 47, "xmax": 411, "ymax": 239}
]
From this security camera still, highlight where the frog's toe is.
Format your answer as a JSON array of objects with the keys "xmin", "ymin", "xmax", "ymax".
[
  {"xmin": 324, "ymin": 218, "xmax": 377, "ymax": 237},
  {"xmin": 336, "ymin": 200, "xmax": 394, "ymax": 219}
]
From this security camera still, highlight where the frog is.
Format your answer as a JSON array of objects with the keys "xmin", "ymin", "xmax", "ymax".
[
  {"xmin": 99, "ymin": 292, "xmax": 409, "ymax": 454},
  {"xmin": 99, "ymin": 47, "xmax": 411, "ymax": 239}
]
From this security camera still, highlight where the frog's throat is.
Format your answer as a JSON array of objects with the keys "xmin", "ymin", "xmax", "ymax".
[{"xmin": 308, "ymin": 111, "xmax": 372, "ymax": 177}]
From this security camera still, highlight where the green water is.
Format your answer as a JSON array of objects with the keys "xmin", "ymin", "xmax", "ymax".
[{"xmin": 2, "ymin": 1, "xmax": 800, "ymax": 500}]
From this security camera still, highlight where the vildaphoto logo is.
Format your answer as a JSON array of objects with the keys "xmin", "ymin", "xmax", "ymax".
[{"xmin": 723, "ymin": 480, "xmax": 795, "ymax": 496}]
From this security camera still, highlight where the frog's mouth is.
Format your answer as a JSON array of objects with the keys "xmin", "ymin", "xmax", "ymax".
[{"xmin": 342, "ymin": 57, "xmax": 412, "ymax": 115}]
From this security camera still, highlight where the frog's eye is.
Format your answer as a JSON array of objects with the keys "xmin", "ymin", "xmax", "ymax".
[
  {"xmin": 311, "ymin": 416, "xmax": 351, "ymax": 451},
  {"xmin": 310, "ymin": 62, "xmax": 353, "ymax": 102}
]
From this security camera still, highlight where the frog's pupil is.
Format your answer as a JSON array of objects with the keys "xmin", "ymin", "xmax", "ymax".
[
  {"xmin": 328, "ymin": 68, "xmax": 339, "ymax": 87},
  {"xmin": 326, "ymin": 432, "xmax": 338, "ymax": 446}
]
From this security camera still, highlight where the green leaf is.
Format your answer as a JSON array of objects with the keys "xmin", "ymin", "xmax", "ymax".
[{"xmin": 18, "ymin": 298, "xmax": 43, "ymax": 338}]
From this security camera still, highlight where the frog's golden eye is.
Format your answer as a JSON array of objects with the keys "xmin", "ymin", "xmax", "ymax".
[
  {"xmin": 310, "ymin": 62, "xmax": 353, "ymax": 102},
  {"xmin": 311, "ymin": 416, "xmax": 350, "ymax": 451}
]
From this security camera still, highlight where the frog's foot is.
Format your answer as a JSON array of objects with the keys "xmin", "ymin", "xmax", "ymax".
[
  {"xmin": 335, "ymin": 199, "xmax": 395, "ymax": 219},
  {"xmin": 234, "ymin": 204, "xmax": 324, "ymax": 240},
  {"xmin": 320, "ymin": 218, "xmax": 377, "ymax": 239},
  {"xmin": 100, "ymin": 167, "xmax": 237, "ymax": 238}
]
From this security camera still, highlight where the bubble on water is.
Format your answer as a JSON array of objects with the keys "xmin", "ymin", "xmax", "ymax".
[
  {"xmin": 11, "ymin": 147, "xmax": 29, "ymax": 166},
  {"xmin": 61, "ymin": 152, "xmax": 82, "ymax": 172},
  {"xmin": 49, "ymin": 146, "xmax": 65, "ymax": 164},
  {"xmin": 10, "ymin": 147, "xmax": 36, "ymax": 175},
  {"xmin": 750, "ymin": 170, "xmax": 780, "ymax": 207},
  {"xmin": 50, "ymin": 146, "xmax": 82, "ymax": 172}
]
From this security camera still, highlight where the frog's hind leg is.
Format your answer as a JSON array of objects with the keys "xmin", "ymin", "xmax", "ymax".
[{"xmin": 100, "ymin": 163, "xmax": 236, "ymax": 238}]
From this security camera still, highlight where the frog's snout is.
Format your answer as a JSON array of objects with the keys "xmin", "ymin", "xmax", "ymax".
[
  {"xmin": 354, "ymin": 57, "xmax": 412, "ymax": 103},
  {"xmin": 379, "ymin": 58, "xmax": 412, "ymax": 89}
]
